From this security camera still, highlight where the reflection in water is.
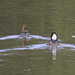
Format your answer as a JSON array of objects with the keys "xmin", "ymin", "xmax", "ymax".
[
  {"xmin": 21, "ymin": 38, "xmax": 27, "ymax": 46},
  {"xmin": 20, "ymin": 37, "xmax": 30, "ymax": 46},
  {"xmin": 49, "ymin": 44, "xmax": 58, "ymax": 60}
]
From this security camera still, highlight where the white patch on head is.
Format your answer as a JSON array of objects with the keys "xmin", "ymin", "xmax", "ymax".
[{"xmin": 52, "ymin": 33, "xmax": 57, "ymax": 40}]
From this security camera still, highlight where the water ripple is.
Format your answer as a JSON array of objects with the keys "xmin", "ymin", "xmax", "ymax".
[
  {"xmin": 0, "ymin": 35, "xmax": 75, "ymax": 53},
  {"xmin": 60, "ymin": 43, "xmax": 75, "ymax": 49},
  {"xmin": 31, "ymin": 35, "xmax": 50, "ymax": 40},
  {"xmin": 0, "ymin": 35, "xmax": 19, "ymax": 40},
  {"xmin": 0, "ymin": 43, "xmax": 75, "ymax": 52},
  {"xmin": 0, "ymin": 43, "xmax": 47, "ymax": 52},
  {"xmin": 0, "ymin": 35, "xmax": 50, "ymax": 40}
]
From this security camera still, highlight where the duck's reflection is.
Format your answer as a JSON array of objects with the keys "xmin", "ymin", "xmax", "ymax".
[
  {"xmin": 21, "ymin": 37, "xmax": 27, "ymax": 46},
  {"xmin": 49, "ymin": 44, "xmax": 58, "ymax": 60}
]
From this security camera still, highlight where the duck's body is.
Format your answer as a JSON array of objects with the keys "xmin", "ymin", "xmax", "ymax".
[
  {"xmin": 20, "ymin": 25, "xmax": 30, "ymax": 37},
  {"xmin": 47, "ymin": 32, "xmax": 60, "ymax": 45}
]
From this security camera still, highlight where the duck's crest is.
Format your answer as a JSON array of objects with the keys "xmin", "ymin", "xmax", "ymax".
[{"xmin": 22, "ymin": 25, "xmax": 27, "ymax": 32}]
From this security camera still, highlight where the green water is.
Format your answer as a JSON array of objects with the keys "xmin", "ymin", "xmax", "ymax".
[{"xmin": 0, "ymin": 0, "xmax": 75, "ymax": 75}]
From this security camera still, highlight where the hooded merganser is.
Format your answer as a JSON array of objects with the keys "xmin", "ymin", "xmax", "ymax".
[
  {"xmin": 20, "ymin": 25, "xmax": 30, "ymax": 37},
  {"xmin": 47, "ymin": 32, "xmax": 60, "ymax": 45}
]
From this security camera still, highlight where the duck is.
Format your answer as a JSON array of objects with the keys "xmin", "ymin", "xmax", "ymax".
[
  {"xmin": 20, "ymin": 25, "xmax": 30, "ymax": 37},
  {"xmin": 47, "ymin": 32, "xmax": 60, "ymax": 45}
]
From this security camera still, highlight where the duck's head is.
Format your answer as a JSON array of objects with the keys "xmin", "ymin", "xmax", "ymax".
[
  {"xmin": 22, "ymin": 25, "xmax": 27, "ymax": 32},
  {"xmin": 50, "ymin": 32, "xmax": 58, "ymax": 43},
  {"xmin": 51, "ymin": 32, "xmax": 57, "ymax": 40},
  {"xmin": 20, "ymin": 25, "xmax": 30, "ymax": 37}
]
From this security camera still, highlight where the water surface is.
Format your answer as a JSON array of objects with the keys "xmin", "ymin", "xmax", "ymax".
[{"xmin": 0, "ymin": 0, "xmax": 75, "ymax": 75}]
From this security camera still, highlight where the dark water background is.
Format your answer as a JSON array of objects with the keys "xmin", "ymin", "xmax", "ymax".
[{"xmin": 0, "ymin": 0, "xmax": 75, "ymax": 75}]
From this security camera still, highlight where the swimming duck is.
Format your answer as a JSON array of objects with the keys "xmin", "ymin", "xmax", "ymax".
[
  {"xmin": 20, "ymin": 25, "xmax": 30, "ymax": 37},
  {"xmin": 47, "ymin": 32, "xmax": 60, "ymax": 45}
]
